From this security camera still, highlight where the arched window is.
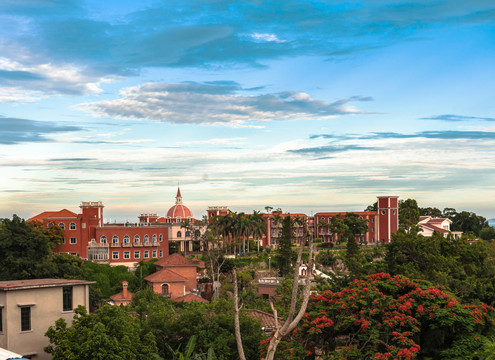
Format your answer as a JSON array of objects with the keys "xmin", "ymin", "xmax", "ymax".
[
  {"xmin": 70, "ymin": 222, "xmax": 76, "ymax": 230},
  {"xmin": 159, "ymin": 234, "xmax": 163, "ymax": 242},
  {"xmin": 58, "ymin": 223, "xmax": 65, "ymax": 229},
  {"xmin": 162, "ymin": 284, "xmax": 169, "ymax": 295},
  {"xmin": 144, "ymin": 235, "xmax": 149, "ymax": 243},
  {"xmin": 152, "ymin": 234, "xmax": 157, "ymax": 243},
  {"xmin": 134, "ymin": 235, "xmax": 140, "ymax": 243},
  {"xmin": 123, "ymin": 235, "xmax": 130, "ymax": 244},
  {"xmin": 112, "ymin": 235, "xmax": 119, "ymax": 244},
  {"xmin": 185, "ymin": 231, "xmax": 191, "ymax": 237},
  {"xmin": 177, "ymin": 231, "xmax": 182, "ymax": 238},
  {"xmin": 100, "ymin": 236, "xmax": 107, "ymax": 244}
]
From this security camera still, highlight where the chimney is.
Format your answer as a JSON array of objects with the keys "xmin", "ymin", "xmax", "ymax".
[{"xmin": 122, "ymin": 281, "xmax": 128, "ymax": 298}]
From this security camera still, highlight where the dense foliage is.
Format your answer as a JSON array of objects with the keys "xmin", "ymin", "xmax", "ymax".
[
  {"xmin": 131, "ymin": 289, "xmax": 263, "ymax": 360},
  {"xmin": 45, "ymin": 305, "xmax": 159, "ymax": 359},
  {"xmin": 386, "ymin": 231, "xmax": 495, "ymax": 305}
]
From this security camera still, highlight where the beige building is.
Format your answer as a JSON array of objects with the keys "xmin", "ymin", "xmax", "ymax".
[{"xmin": 0, "ymin": 279, "xmax": 94, "ymax": 360}]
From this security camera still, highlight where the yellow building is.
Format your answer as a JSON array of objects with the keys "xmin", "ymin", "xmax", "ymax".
[{"xmin": 0, "ymin": 279, "xmax": 94, "ymax": 360}]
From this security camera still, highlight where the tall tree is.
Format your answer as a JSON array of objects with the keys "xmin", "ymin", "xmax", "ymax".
[
  {"xmin": 0, "ymin": 215, "xmax": 60, "ymax": 280},
  {"xmin": 399, "ymin": 198, "xmax": 420, "ymax": 233},
  {"xmin": 277, "ymin": 216, "xmax": 294, "ymax": 277}
]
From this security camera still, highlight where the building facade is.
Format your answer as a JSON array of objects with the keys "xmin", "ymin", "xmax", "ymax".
[{"xmin": 0, "ymin": 279, "xmax": 93, "ymax": 360}]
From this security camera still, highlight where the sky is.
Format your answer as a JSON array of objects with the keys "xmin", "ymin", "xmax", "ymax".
[{"xmin": 1, "ymin": 0, "xmax": 495, "ymax": 222}]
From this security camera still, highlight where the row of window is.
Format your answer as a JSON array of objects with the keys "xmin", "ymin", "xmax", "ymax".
[
  {"xmin": 176, "ymin": 230, "xmax": 200, "ymax": 238},
  {"xmin": 100, "ymin": 234, "xmax": 163, "ymax": 244},
  {"xmin": 112, "ymin": 249, "xmax": 163, "ymax": 260}
]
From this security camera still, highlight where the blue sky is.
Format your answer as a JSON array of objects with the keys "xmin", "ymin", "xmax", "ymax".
[{"xmin": 1, "ymin": 0, "xmax": 495, "ymax": 221}]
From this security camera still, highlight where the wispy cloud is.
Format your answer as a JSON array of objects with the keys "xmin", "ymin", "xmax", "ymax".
[
  {"xmin": 421, "ymin": 114, "xmax": 495, "ymax": 122},
  {"xmin": 79, "ymin": 81, "xmax": 371, "ymax": 124},
  {"xmin": 0, "ymin": 117, "xmax": 84, "ymax": 144},
  {"xmin": 288, "ymin": 144, "xmax": 375, "ymax": 155}
]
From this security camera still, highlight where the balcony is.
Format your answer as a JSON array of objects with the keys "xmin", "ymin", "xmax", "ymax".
[
  {"xmin": 110, "ymin": 243, "xmax": 120, "ymax": 248},
  {"xmin": 122, "ymin": 242, "xmax": 132, "ymax": 248},
  {"xmin": 133, "ymin": 242, "xmax": 143, "ymax": 247}
]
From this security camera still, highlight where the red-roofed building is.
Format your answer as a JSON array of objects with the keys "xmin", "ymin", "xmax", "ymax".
[
  {"xmin": 261, "ymin": 196, "xmax": 399, "ymax": 247},
  {"xmin": 144, "ymin": 253, "xmax": 206, "ymax": 302},
  {"xmin": 109, "ymin": 281, "xmax": 133, "ymax": 306},
  {"xmin": 418, "ymin": 216, "xmax": 462, "ymax": 238},
  {"xmin": 29, "ymin": 201, "xmax": 169, "ymax": 268}
]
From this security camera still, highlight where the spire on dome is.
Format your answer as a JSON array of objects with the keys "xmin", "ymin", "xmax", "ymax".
[{"xmin": 175, "ymin": 186, "xmax": 183, "ymax": 205}]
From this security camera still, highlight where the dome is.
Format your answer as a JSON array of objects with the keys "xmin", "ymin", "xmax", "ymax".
[
  {"xmin": 167, "ymin": 204, "xmax": 193, "ymax": 218},
  {"xmin": 166, "ymin": 186, "xmax": 193, "ymax": 219}
]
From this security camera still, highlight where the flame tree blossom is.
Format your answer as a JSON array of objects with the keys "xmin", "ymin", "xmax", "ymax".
[{"xmin": 287, "ymin": 273, "xmax": 495, "ymax": 360}]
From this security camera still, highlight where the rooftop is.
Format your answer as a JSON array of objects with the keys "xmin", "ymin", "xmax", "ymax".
[{"xmin": 0, "ymin": 278, "xmax": 95, "ymax": 291}]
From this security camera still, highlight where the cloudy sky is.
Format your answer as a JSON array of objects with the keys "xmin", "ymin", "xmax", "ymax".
[{"xmin": 1, "ymin": 0, "xmax": 495, "ymax": 221}]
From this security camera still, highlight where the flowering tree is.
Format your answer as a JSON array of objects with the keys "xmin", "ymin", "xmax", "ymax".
[{"xmin": 284, "ymin": 273, "xmax": 495, "ymax": 360}]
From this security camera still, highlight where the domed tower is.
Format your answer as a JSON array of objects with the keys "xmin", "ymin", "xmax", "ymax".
[{"xmin": 166, "ymin": 187, "xmax": 193, "ymax": 222}]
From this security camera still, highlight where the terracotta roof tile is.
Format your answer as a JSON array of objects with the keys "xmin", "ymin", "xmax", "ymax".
[
  {"xmin": 154, "ymin": 253, "xmax": 198, "ymax": 267},
  {"xmin": 175, "ymin": 293, "xmax": 208, "ymax": 303},
  {"xmin": 247, "ymin": 309, "xmax": 284, "ymax": 330},
  {"xmin": 110, "ymin": 291, "xmax": 133, "ymax": 301},
  {"xmin": 28, "ymin": 209, "xmax": 78, "ymax": 222},
  {"xmin": 144, "ymin": 268, "xmax": 187, "ymax": 283}
]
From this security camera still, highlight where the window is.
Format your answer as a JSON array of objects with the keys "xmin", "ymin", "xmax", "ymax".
[
  {"xmin": 152, "ymin": 250, "xmax": 157, "ymax": 258},
  {"xmin": 185, "ymin": 231, "xmax": 191, "ymax": 237},
  {"xmin": 21, "ymin": 307, "xmax": 31, "ymax": 331},
  {"xmin": 112, "ymin": 235, "xmax": 119, "ymax": 244},
  {"xmin": 112, "ymin": 252, "xmax": 119, "ymax": 259},
  {"xmin": 144, "ymin": 250, "xmax": 149, "ymax": 258},
  {"xmin": 63, "ymin": 287, "xmax": 72, "ymax": 311},
  {"xmin": 124, "ymin": 251, "xmax": 130, "ymax": 259},
  {"xmin": 58, "ymin": 223, "xmax": 65, "ymax": 230},
  {"xmin": 100, "ymin": 236, "xmax": 107, "ymax": 244},
  {"xmin": 177, "ymin": 218, "xmax": 181, "ymax": 223},
  {"xmin": 123, "ymin": 235, "xmax": 130, "ymax": 244},
  {"xmin": 381, "ymin": 210, "xmax": 386, "ymax": 215},
  {"xmin": 62, "ymin": 238, "xmax": 66, "ymax": 244},
  {"xmin": 372, "ymin": 218, "xmax": 375, "ymax": 223},
  {"xmin": 162, "ymin": 284, "xmax": 169, "ymax": 295},
  {"xmin": 70, "ymin": 222, "xmax": 76, "ymax": 230},
  {"xmin": 152, "ymin": 234, "xmax": 157, "ymax": 243},
  {"xmin": 159, "ymin": 250, "xmax": 163, "ymax": 257},
  {"xmin": 70, "ymin": 237, "xmax": 77, "ymax": 244},
  {"xmin": 177, "ymin": 231, "xmax": 182, "ymax": 238},
  {"xmin": 159, "ymin": 234, "xmax": 163, "ymax": 242},
  {"xmin": 134, "ymin": 251, "xmax": 140, "ymax": 259},
  {"xmin": 144, "ymin": 235, "xmax": 149, "ymax": 243},
  {"xmin": 134, "ymin": 235, "xmax": 140, "ymax": 243}
]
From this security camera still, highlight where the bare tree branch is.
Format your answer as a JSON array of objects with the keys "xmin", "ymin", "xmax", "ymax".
[{"xmin": 233, "ymin": 269, "xmax": 247, "ymax": 360}]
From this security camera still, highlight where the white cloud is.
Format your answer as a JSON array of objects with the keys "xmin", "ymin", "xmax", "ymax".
[
  {"xmin": 248, "ymin": 33, "xmax": 286, "ymax": 43},
  {"xmin": 78, "ymin": 82, "xmax": 370, "ymax": 125}
]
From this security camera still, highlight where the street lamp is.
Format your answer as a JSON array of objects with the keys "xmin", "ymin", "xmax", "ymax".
[{"xmin": 268, "ymin": 255, "xmax": 271, "ymax": 271}]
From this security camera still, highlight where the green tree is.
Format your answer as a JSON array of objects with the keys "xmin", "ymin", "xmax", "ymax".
[
  {"xmin": 45, "ymin": 305, "xmax": 159, "ymax": 359},
  {"xmin": 480, "ymin": 226, "xmax": 495, "ymax": 241},
  {"xmin": 0, "ymin": 215, "xmax": 57, "ymax": 280},
  {"xmin": 277, "ymin": 216, "xmax": 295, "ymax": 277},
  {"xmin": 399, "ymin": 199, "xmax": 420, "ymax": 232},
  {"xmin": 420, "ymin": 206, "xmax": 443, "ymax": 217},
  {"xmin": 386, "ymin": 230, "xmax": 495, "ymax": 305}
]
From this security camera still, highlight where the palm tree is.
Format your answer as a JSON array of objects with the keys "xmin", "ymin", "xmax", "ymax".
[{"xmin": 251, "ymin": 210, "xmax": 266, "ymax": 254}]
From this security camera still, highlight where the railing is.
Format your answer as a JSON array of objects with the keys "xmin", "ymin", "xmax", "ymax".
[
  {"xmin": 122, "ymin": 242, "xmax": 132, "ymax": 247},
  {"xmin": 110, "ymin": 243, "xmax": 120, "ymax": 248},
  {"xmin": 257, "ymin": 278, "xmax": 282, "ymax": 285}
]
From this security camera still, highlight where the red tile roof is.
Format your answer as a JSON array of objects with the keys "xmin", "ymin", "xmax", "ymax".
[
  {"xmin": 246, "ymin": 309, "xmax": 284, "ymax": 330},
  {"xmin": 28, "ymin": 209, "xmax": 78, "ymax": 222},
  {"xmin": 0, "ymin": 278, "xmax": 94, "ymax": 290},
  {"xmin": 110, "ymin": 291, "xmax": 133, "ymax": 301},
  {"xmin": 175, "ymin": 293, "xmax": 208, "ymax": 303},
  {"xmin": 420, "ymin": 223, "xmax": 449, "ymax": 233},
  {"xmin": 144, "ymin": 268, "xmax": 187, "ymax": 283},
  {"xmin": 154, "ymin": 253, "xmax": 198, "ymax": 267}
]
